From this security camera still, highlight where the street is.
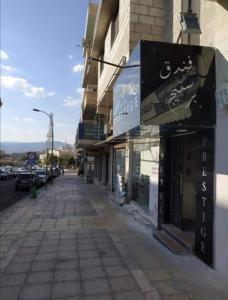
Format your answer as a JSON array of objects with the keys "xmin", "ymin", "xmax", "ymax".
[
  {"xmin": 0, "ymin": 178, "xmax": 29, "ymax": 212},
  {"xmin": 0, "ymin": 173, "xmax": 228, "ymax": 300}
]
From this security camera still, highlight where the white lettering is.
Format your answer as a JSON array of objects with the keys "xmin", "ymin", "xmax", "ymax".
[
  {"xmin": 202, "ymin": 196, "xmax": 207, "ymax": 207},
  {"xmin": 202, "ymin": 211, "xmax": 206, "ymax": 222},
  {"xmin": 202, "ymin": 167, "xmax": 207, "ymax": 177},
  {"xmin": 201, "ymin": 227, "xmax": 207, "ymax": 238},
  {"xmin": 202, "ymin": 182, "xmax": 207, "ymax": 192},
  {"xmin": 201, "ymin": 241, "xmax": 206, "ymax": 253},
  {"xmin": 202, "ymin": 152, "xmax": 207, "ymax": 162}
]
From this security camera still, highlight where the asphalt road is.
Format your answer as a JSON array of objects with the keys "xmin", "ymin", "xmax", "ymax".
[{"xmin": 0, "ymin": 178, "xmax": 29, "ymax": 212}]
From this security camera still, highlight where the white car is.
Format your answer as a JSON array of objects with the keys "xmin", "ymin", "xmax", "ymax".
[
  {"xmin": 35, "ymin": 169, "xmax": 48, "ymax": 185},
  {"xmin": 0, "ymin": 169, "xmax": 9, "ymax": 180}
]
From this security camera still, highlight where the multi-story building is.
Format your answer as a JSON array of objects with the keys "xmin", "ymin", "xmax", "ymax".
[{"xmin": 75, "ymin": 0, "xmax": 228, "ymax": 276}]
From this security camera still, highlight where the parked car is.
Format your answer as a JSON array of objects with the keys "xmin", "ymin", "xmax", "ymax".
[
  {"xmin": 35, "ymin": 169, "xmax": 48, "ymax": 186},
  {"xmin": 15, "ymin": 172, "xmax": 38, "ymax": 191},
  {"xmin": 0, "ymin": 169, "xmax": 9, "ymax": 180},
  {"xmin": 4, "ymin": 166, "xmax": 15, "ymax": 178},
  {"xmin": 17, "ymin": 167, "xmax": 28, "ymax": 175}
]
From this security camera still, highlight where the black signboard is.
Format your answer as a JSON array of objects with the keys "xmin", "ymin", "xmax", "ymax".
[
  {"xmin": 140, "ymin": 41, "xmax": 216, "ymax": 128},
  {"xmin": 195, "ymin": 130, "xmax": 214, "ymax": 266},
  {"xmin": 113, "ymin": 41, "xmax": 215, "ymax": 138}
]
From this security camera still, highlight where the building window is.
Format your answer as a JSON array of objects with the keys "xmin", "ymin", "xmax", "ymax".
[{"xmin": 111, "ymin": 3, "xmax": 119, "ymax": 47}]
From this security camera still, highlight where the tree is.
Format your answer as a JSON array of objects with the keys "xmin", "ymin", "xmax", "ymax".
[
  {"xmin": 57, "ymin": 154, "xmax": 75, "ymax": 167},
  {"xmin": 44, "ymin": 154, "xmax": 58, "ymax": 165}
]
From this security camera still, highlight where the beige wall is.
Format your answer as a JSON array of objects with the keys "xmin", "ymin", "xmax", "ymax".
[
  {"xmin": 97, "ymin": 0, "xmax": 166, "ymax": 106},
  {"xmin": 165, "ymin": 0, "xmax": 182, "ymax": 43},
  {"xmin": 97, "ymin": 0, "xmax": 131, "ymax": 105},
  {"xmin": 129, "ymin": 0, "xmax": 165, "ymax": 50}
]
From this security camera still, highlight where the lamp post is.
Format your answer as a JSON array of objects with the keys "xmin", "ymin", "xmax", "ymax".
[{"xmin": 33, "ymin": 108, "xmax": 54, "ymax": 183}]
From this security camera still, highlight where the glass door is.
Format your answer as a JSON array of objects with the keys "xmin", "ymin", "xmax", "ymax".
[{"xmin": 171, "ymin": 139, "xmax": 184, "ymax": 228}]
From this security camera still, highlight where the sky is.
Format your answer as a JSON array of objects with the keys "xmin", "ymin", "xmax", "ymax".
[{"xmin": 0, "ymin": 0, "xmax": 92, "ymax": 144}]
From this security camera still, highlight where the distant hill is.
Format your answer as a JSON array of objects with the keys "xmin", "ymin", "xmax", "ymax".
[{"xmin": 0, "ymin": 141, "xmax": 73, "ymax": 154}]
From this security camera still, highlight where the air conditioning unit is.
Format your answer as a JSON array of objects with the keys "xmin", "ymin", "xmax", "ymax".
[
  {"xmin": 86, "ymin": 85, "xmax": 97, "ymax": 92},
  {"xmin": 104, "ymin": 123, "xmax": 112, "ymax": 135}
]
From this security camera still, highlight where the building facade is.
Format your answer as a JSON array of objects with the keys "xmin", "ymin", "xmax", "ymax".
[{"xmin": 75, "ymin": 0, "xmax": 228, "ymax": 275}]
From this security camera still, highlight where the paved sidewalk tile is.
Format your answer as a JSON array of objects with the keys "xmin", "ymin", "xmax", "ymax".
[
  {"xmin": 5, "ymin": 262, "xmax": 31, "ymax": 274},
  {"xmin": 20, "ymin": 283, "xmax": 51, "ymax": 299},
  {"xmin": 82, "ymin": 278, "xmax": 111, "ymax": 295},
  {"xmin": 52, "ymin": 281, "xmax": 81, "ymax": 298},
  {"xmin": 0, "ymin": 174, "xmax": 227, "ymax": 300},
  {"xmin": 54, "ymin": 269, "xmax": 80, "ymax": 281},
  {"xmin": 26, "ymin": 271, "xmax": 53, "ymax": 284},
  {"xmin": 0, "ymin": 273, "xmax": 27, "ymax": 287},
  {"xmin": 81, "ymin": 267, "xmax": 106, "ymax": 279},
  {"xmin": 0, "ymin": 286, "xmax": 21, "ymax": 300},
  {"xmin": 110, "ymin": 276, "xmax": 139, "ymax": 291}
]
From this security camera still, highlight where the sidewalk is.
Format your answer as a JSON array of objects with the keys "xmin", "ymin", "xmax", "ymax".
[{"xmin": 0, "ymin": 173, "xmax": 228, "ymax": 300}]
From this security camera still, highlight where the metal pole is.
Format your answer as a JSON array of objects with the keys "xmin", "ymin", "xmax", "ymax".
[
  {"xmin": 50, "ymin": 113, "xmax": 54, "ymax": 184},
  {"xmin": 46, "ymin": 141, "xmax": 48, "ymax": 189},
  {"xmin": 33, "ymin": 108, "xmax": 54, "ymax": 183},
  {"xmin": 187, "ymin": 0, "xmax": 192, "ymax": 44}
]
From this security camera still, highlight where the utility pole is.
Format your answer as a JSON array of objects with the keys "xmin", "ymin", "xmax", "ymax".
[{"xmin": 33, "ymin": 108, "xmax": 54, "ymax": 183}]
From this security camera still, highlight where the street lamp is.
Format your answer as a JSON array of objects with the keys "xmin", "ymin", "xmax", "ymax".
[{"xmin": 33, "ymin": 108, "xmax": 54, "ymax": 183}]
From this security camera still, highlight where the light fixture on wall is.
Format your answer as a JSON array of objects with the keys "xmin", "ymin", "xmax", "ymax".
[
  {"xmin": 177, "ymin": 0, "xmax": 201, "ymax": 43},
  {"xmin": 180, "ymin": 11, "xmax": 201, "ymax": 34}
]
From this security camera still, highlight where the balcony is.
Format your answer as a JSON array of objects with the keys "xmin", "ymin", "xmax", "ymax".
[
  {"xmin": 75, "ymin": 120, "xmax": 104, "ymax": 149},
  {"xmin": 82, "ymin": 86, "xmax": 97, "ymax": 119},
  {"xmin": 82, "ymin": 51, "xmax": 98, "ymax": 88}
]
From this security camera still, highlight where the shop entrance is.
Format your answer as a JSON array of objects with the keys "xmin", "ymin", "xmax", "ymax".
[
  {"xmin": 171, "ymin": 134, "xmax": 198, "ymax": 232},
  {"xmin": 157, "ymin": 130, "xmax": 214, "ymax": 265}
]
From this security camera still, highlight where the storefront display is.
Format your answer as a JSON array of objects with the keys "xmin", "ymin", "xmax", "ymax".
[{"xmin": 113, "ymin": 41, "xmax": 215, "ymax": 266}]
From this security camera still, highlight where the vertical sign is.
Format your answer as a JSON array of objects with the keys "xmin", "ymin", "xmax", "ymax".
[
  {"xmin": 195, "ymin": 130, "xmax": 214, "ymax": 266},
  {"xmin": 158, "ymin": 138, "xmax": 166, "ymax": 229}
]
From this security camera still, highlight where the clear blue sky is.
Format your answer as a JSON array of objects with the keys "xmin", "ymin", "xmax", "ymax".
[{"xmin": 1, "ymin": 0, "xmax": 90, "ymax": 144}]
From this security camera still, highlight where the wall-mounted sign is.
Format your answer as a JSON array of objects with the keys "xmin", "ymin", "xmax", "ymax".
[
  {"xmin": 113, "ymin": 44, "xmax": 140, "ymax": 137},
  {"xmin": 140, "ymin": 41, "xmax": 215, "ymax": 127},
  {"xmin": 113, "ymin": 41, "xmax": 215, "ymax": 137},
  {"xmin": 195, "ymin": 130, "xmax": 214, "ymax": 266}
]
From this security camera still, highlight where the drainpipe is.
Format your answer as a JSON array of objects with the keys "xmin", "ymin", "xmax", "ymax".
[{"xmin": 187, "ymin": 0, "xmax": 192, "ymax": 45}]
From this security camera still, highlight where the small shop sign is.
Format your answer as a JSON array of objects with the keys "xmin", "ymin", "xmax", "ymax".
[{"xmin": 27, "ymin": 152, "xmax": 37, "ymax": 166}]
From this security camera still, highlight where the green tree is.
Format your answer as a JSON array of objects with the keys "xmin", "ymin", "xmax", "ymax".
[{"xmin": 57, "ymin": 154, "xmax": 75, "ymax": 167}]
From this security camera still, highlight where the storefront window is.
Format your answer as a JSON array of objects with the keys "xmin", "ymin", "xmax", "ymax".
[
  {"xmin": 113, "ymin": 149, "xmax": 126, "ymax": 194},
  {"xmin": 132, "ymin": 138, "xmax": 159, "ymax": 220}
]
